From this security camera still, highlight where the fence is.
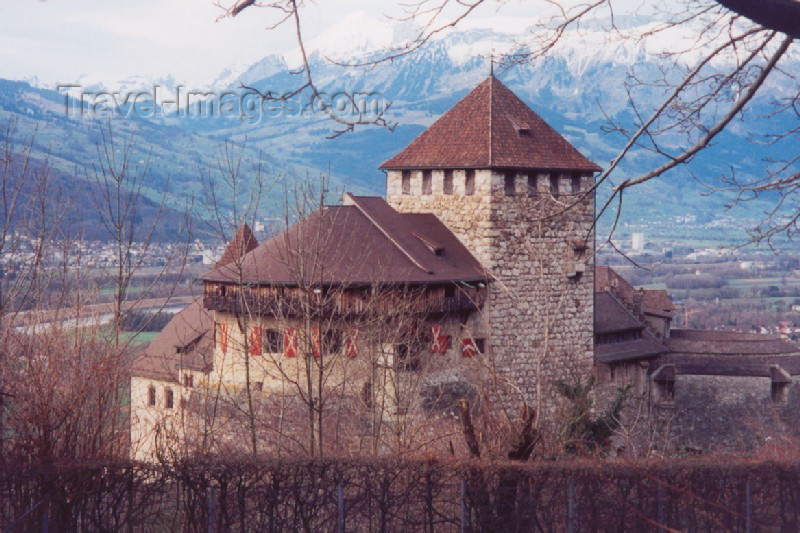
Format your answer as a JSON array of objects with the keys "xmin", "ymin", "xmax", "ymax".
[{"xmin": 2, "ymin": 457, "xmax": 800, "ymax": 532}]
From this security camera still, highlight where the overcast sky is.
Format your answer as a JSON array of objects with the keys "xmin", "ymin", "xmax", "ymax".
[{"xmin": 0, "ymin": 1, "xmax": 644, "ymax": 87}]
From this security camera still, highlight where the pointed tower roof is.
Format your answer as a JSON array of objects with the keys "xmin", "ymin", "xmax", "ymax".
[
  {"xmin": 380, "ymin": 76, "xmax": 601, "ymax": 172},
  {"xmin": 217, "ymin": 223, "xmax": 259, "ymax": 267}
]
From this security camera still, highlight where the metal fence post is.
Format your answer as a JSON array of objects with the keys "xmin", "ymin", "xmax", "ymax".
[
  {"xmin": 567, "ymin": 478, "xmax": 575, "ymax": 533},
  {"xmin": 40, "ymin": 502, "xmax": 49, "ymax": 533},
  {"xmin": 460, "ymin": 480, "xmax": 468, "ymax": 533},
  {"xmin": 207, "ymin": 486, "xmax": 216, "ymax": 533},
  {"xmin": 745, "ymin": 478, "xmax": 752, "ymax": 533},
  {"xmin": 337, "ymin": 481, "xmax": 345, "ymax": 533}
]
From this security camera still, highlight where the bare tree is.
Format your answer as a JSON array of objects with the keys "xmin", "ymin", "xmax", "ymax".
[{"xmin": 220, "ymin": 0, "xmax": 799, "ymax": 242}]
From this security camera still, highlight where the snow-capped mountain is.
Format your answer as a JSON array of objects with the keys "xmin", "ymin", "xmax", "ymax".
[{"xmin": 2, "ymin": 11, "xmax": 797, "ymax": 241}]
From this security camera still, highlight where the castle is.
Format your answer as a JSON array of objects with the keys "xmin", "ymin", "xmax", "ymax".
[{"xmin": 130, "ymin": 76, "xmax": 800, "ymax": 460}]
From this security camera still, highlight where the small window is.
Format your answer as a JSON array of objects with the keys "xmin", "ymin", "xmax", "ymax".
[
  {"xmin": 165, "ymin": 388, "xmax": 174, "ymax": 409},
  {"xmin": 402, "ymin": 170, "xmax": 411, "ymax": 195},
  {"xmin": 465, "ymin": 170, "xmax": 475, "ymax": 196},
  {"xmin": 571, "ymin": 173, "xmax": 581, "ymax": 194},
  {"xmin": 504, "ymin": 172, "xmax": 515, "ymax": 196},
  {"xmin": 396, "ymin": 343, "xmax": 421, "ymax": 371},
  {"xmin": 772, "ymin": 382, "xmax": 789, "ymax": 404},
  {"xmin": 527, "ymin": 174, "xmax": 537, "ymax": 197},
  {"xmin": 265, "ymin": 329, "xmax": 283, "ymax": 353},
  {"xmin": 549, "ymin": 174, "xmax": 560, "ymax": 196},
  {"xmin": 657, "ymin": 380, "xmax": 675, "ymax": 404},
  {"xmin": 183, "ymin": 374, "xmax": 194, "ymax": 388},
  {"xmin": 422, "ymin": 170, "xmax": 432, "ymax": 195},
  {"xmin": 147, "ymin": 386, "xmax": 156, "ymax": 406},
  {"xmin": 474, "ymin": 338, "xmax": 486, "ymax": 354},
  {"xmin": 517, "ymin": 127, "xmax": 531, "ymax": 137},
  {"xmin": 443, "ymin": 170, "xmax": 454, "ymax": 195},
  {"xmin": 254, "ymin": 381, "xmax": 264, "ymax": 392},
  {"xmin": 323, "ymin": 329, "xmax": 343, "ymax": 354}
]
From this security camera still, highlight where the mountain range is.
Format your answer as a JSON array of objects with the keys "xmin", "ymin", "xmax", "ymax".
[{"xmin": 1, "ymin": 12, "xmax": 797, "ymax": 245}]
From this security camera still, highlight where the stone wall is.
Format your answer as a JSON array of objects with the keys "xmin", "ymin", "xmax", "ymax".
[
  {"xmin": 387, "ymin": 168, "xmax": 595, "ymax": 415},
  {"xmin": 654, "ymin": 374, "xmax": 800, "ymax": 452}
]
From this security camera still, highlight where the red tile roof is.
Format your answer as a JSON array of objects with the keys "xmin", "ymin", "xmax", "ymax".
[
  {"xmin": 380, "ymin": 76, "xmax": 601, "ymax": 172},
  {"xmin": 595, "ymin": 266, "xmax": 674, "ymax": 319},
  {"xmin": 203, "ymin": 195, "xmax": 486, "ymax": 286},
  {"xmin": 129, "ymin": 297, "xmax": 213, "ymax": 382},
  {"xmin": 218, "ymin": 224, "xmax": 259, "ymax": 267},
  {"xmin": 131, "ymin": 227, "xmax": 260, "ymax": 381}
]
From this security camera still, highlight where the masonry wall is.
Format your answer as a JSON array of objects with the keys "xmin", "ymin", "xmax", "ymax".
[
  {"xmin": 387, "ymin": 168, "xmax": 595, "ymax": 415},
  {"xmin": 653, "ymin": 375, "xmax": 800, "ymax": 453}
]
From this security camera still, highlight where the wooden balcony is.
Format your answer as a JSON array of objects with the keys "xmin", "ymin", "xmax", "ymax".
[{"xmin": 203, "ymin": 283, "xmax": 483, "ymax": 318}]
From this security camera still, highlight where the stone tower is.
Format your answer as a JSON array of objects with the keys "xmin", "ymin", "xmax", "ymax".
[{"xmin": 381, "ymin": 76, "xmax": 601, "ymax": 414}]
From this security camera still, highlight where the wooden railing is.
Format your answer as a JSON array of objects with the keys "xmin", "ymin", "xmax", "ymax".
[{"xmin": 203, "ymin": 284, "xmax": 482, "ymax": 318}]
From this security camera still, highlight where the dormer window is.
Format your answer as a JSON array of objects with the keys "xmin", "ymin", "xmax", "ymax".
[
  {"xmin": 509, "ymin": 116, "xmax": 531, "ymax": 137},
  {"xmin": 402, "ymin": 171, "xmax": 411, "ymax": 195}
]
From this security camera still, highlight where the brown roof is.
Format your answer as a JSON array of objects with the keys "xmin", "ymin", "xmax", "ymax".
[
  {"xmin": 203, "ymin": 195, "xmax": 486, "ymax": 286},
  {"xmin": 131, "ymin": 227, "xmax": 260, "ymax": 381},
  {"xmin": 218, "ymin": 224, "xmax": 259, "ymax": 267},
  {"xmin": 668, "ymin": 329, "xmax": 800, "ymax": 357},
  {"xmin": 594, "ymin": 291, "xmax": 667, "ymax": 363},
  {"xmin": 129, "ymin": 297, "xmax": 214, "ymax": 381},
  {"xmin": 595, "ymin": 266, "xmax": 674, "ymax": 319},
  {"xmin": 596, "ymin": 336, "xmax": 668, "ymax": 364},
  {"xmin": 380, "ymin": 76, "xmax": 601, "ymax": 172},
  {"xmin": 595, "ymin": 291, "xmax": 643, "ymax": 334}
]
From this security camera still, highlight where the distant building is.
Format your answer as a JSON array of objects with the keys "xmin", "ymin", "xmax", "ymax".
[{"xmin": 631, "ymin": 232, "xmax": 645, "ymax": 252}]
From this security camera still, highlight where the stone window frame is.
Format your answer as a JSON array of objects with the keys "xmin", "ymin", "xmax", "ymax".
[
  {"xmin": 183, "ymin": 374, "xmax": 194, "ymax": 388},
  {"xmin": 165, "ymin": 388, "xmax": 174, "ymax": 409},
  {"xmin": 147, "ymin": 386, "xmax": 156, "ymax": 406},
  {"xmin": 401, "ymin": 170, "xmax": 411, "ymax": 195}
]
